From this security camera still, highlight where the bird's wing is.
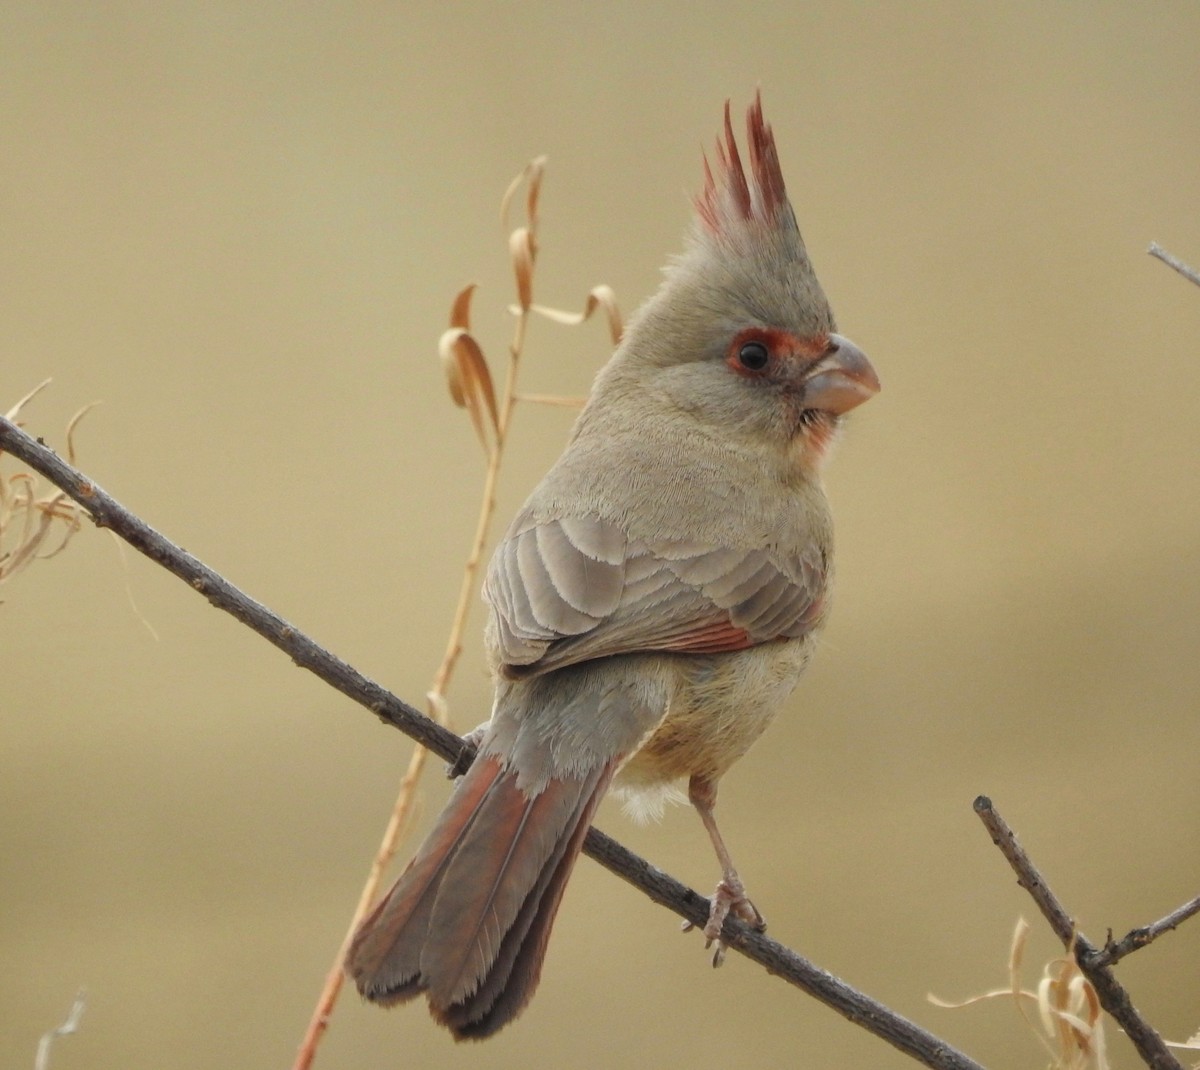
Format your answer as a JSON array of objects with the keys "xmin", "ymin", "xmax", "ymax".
[{"xmin": 484, "ymin": 515, "xmax": 826, "ymax": 676}]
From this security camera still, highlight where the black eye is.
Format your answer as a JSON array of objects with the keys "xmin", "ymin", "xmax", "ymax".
[{"xmin": 737, "ymin": 340, "xmax": 770, "ymax": 371}]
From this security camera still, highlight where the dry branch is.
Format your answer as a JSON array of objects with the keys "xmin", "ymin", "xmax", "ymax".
[
  {"xmin": 1089, "ymin": 895, "xmax": 1200, "ymax": 969},
  {"xmin": 974, "ymin": 796, "xmax": 1187, "ymax": 1070},
  {"xmin": 296, "ymin": 161, "xmax": 577, "ymax": 1068}
]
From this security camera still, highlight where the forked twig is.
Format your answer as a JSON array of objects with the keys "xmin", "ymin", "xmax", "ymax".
[{"xmin": 973, "ymin": 796, "xmax": 1187, "ymax": 1070}]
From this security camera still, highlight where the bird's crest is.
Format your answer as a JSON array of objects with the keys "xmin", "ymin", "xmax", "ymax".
[
  {"xmin": 682, "ymin": 93, "xmax": 829, "ymax": 332},
  {"xmin": 694, "ymin": 92, "xmax": 794, "ymax": 244}
]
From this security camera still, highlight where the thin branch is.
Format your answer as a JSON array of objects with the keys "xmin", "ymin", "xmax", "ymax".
[
  {"xmin": 292, "ymin": 744, "xmax": 425, "ymax": 1070},
  {"xmin": 0, "ymin": 417, "xmax": 455, "ymax": 754},
  {"xmin": 972, "ymin": 797, "xmax": 1074, "ymax": 946},
  {"xmin": 584, "ymin": 827, "xmax": 993, "ymax": 1070},
  {"xmin": 1, "ymin": 412, "xmax": 989, "ymax": 1070},
  {"xmin": 1088, "ymin": 894, "xmax": 1200, "ymax": 969},
  {"xmin": 1148, "ymin": 243, "xmax": 1200, "ymax": 289},
  {"xmin": 973, "ymin": 796, "xmax": 1185, "ymax": 1070},
  {"xmin": 297, "ymin": 166, "xmax": 549, "ymax": 1068}
]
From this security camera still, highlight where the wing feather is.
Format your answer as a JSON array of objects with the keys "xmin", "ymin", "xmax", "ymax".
[
  {"xmin": 699, "ymin": 553, "xmax": 775, "ymax": 605},
  {"xmin": 534, "ymin": 520, "xmax": 624, "ymax": 617},
  {"xmin": 484, "ymin": 514, "xmax": 825, "ymax": 676},
  {"xmin": 556, "ymin": 515, "xmax": 626, "ymax": 565}
]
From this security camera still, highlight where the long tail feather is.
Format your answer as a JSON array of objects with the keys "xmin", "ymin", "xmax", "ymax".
[
  {"xmin": 345, "ymin": 753, "xmax": 614, "ymax": 1040},
  {"xmin": 345, "ymin": 754, "xmax": 505, "ymax": 1005},
  {"xmin": 435, "ymin": 762, "xmax": 612, "ymax": 1038}
]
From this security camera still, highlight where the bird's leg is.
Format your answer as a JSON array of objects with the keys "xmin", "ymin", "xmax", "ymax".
[{"xmin": 683, "ymin": 773, "xmax": 765, "ymax": 966}]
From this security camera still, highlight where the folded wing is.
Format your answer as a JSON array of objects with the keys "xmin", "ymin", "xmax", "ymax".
[{"xmin": 485, "ymin": 514, "xmax": 827, "ymax": 676}]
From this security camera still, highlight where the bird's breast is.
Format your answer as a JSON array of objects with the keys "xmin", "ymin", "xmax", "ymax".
[{"xmin": 615, "ymin": 635, "xmax": 816, "ymax": 791}]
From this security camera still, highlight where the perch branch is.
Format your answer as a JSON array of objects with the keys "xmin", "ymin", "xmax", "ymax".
[
  {"xmin": 0, "ymin": 412, "xmax": 986, "ymax": 1070},
  {"xmin": 973, "ymin": 796, "xmax": 1185, "ymax": 1070},
  {"xmin": 296, "ymin": 168, "xmax": 549, "ymax": 1069},
  {"xmin": 1, "ymin": 418, "xmax": 459, "ymax": 757}
]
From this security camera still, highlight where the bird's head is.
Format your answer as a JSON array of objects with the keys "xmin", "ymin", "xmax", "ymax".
[{"xmin": 606, "ymin": 93, "xmax": 879, "ymax": 472}]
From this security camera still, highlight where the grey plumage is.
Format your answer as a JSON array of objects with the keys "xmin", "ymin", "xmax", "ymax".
[{"xmin": 346, "ymin": 92, "xmax": 878, "ymax": 1040}]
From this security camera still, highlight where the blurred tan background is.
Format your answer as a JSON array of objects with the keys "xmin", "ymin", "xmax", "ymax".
[{"xmin": 4, "ymin": 4, "xmax": 1199, "ymax": 1068}]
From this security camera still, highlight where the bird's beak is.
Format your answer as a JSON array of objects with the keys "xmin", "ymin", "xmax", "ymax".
[{"xmin": 800, "ymin": 334, "xmax": 880, "ymax": 415}]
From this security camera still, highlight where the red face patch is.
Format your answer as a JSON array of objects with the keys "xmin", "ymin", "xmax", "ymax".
[{"xmin": 724, "ymin": 327, "xmax": 829, "ymax": 380}]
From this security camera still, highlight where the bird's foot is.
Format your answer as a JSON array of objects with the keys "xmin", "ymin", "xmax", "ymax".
[{"xmin": 681, "ymin": 876, "xmax": 766, "ymax": 966}]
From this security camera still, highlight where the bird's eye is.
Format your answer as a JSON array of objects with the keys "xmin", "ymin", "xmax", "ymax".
[{"xmin": 737, "ymin": 340, "xmax": 770, "ymax": 371}]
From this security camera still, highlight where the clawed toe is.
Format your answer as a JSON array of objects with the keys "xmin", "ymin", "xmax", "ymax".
[
  {"xmin": 704, "ymin": 877, "xmax": 765, "ymax": 938},
  {"xmin": 684, "ymin": 878, "xmax": 766, "ymax": 966}
]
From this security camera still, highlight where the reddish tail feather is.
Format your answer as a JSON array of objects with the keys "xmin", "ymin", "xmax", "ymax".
[{"xmin": 346, "ymin": 753, "xmax": 614, "ymax": 1040}]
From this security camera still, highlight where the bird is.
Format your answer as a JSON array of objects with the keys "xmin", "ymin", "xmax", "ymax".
[{"xmin": 346, "ymin": 92, "xmax": 879, "ymax": 1041}]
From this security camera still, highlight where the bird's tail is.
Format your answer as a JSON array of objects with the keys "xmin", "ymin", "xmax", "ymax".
[{"xmin": 345, "ymin": 752, "xmax": 614, "ymax": 1040}]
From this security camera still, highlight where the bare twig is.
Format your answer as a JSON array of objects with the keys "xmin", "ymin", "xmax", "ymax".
[
  {"xmin": 0, "ymin": 412, "xmax": 987, "ymax": 1070},
  {"xmin": 973, "ymin": 796, "xmax": 1186, "ymax": 1070},
  {"xmin": 1088, "ymin": 895, "xmax": 1200, "ymax": 969},
  {"xmin": 1148, "ymin": 243, "xmax": 1200, "ymax": 289},
  {"xmin": 973, "ymin": 797, "xmax": 1075, "ymax": 945},
  {"xmin": 34, "ymin": 989, "xmax": 86, "ymax": 1070},
  {"xmin": 0, "ymin": 414, "xmax": 454, "ymax": 753},
  {"xmin": 295, "ymin": 161, "xmax": 555, "ymax": 1069},
  {"xmin": 292, "ymin": 745, "xmax": 425, "ymax": 1070}
]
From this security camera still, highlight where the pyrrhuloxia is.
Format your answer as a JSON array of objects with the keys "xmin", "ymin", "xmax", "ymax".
[{"xmin": 347, "ymin": 93, "xmax": 878, "ymax": 1040}]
